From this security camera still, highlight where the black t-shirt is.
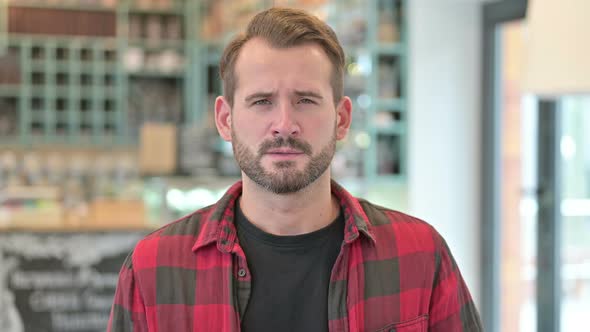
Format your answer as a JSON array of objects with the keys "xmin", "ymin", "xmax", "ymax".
[{"xmin": 235, "ymin": 201, "xmax": 344, "ymax": 332}]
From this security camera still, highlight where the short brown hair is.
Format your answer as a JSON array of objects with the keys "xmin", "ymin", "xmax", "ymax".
[{"xmin": 219, "ymin": 7, "xmax": 345, "ymax": 107}]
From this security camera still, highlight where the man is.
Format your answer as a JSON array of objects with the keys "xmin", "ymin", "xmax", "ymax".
[{"xmin": 108, "ymin": 7, "xmax": 482, "ymax": 332}]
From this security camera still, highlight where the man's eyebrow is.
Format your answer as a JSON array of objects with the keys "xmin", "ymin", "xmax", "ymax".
[
  {"xmin": 295, "ymin": 90, "xmax": 323, "ymax": 99},
  {"xmin": 244, "ymin": 92, "xmax": 274, "ymax": 103}
]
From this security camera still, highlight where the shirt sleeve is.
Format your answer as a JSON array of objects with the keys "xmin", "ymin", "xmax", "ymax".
[
  {"xmin": 428, "ymin": 231, "xmax": 483, "ymax": 332},
  {"xmin": 108, "ymin": 251, "xmax": 148, "ymax": 332}
]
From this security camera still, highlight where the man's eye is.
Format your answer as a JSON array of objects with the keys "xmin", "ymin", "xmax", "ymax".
[
  {"xmin": 299, "ymin": 98, "xmax": 316, "ymax": 104},
  {"xmin": 253, "ymin": 99, "xmax": 271, "ymax": 105}
]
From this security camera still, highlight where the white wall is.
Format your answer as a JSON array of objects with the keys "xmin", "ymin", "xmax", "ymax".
[{"xmin": 407, "ymin": 0, "xmax": 483, "ymax": 306}]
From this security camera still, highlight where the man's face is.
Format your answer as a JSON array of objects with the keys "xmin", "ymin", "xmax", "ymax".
[{"xmin": 218, "ymin": 38, "xmax": 350, "ymax": 194}]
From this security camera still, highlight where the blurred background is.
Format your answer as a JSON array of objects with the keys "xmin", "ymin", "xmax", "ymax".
[{"xmin": 0, "ymin": 0, "xmax": 588, "ymax": 331}]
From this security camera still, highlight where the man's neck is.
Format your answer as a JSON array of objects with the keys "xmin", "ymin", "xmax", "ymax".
[{"xmin": 238, "ymin": 173, "xmax": 340, "ymax": 236}]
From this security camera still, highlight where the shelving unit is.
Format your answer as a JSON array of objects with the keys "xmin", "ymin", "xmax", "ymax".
[
  {"xmin": 0, "ymin": 0, "xmax": 203, "ymax": 147},
  {"xmin": 0, "ymin": 1, "xmax": 201, "ymax": 229},
  {"xmin": 1, "ymin": 36, "xmax": 123, "ymax": 145},
  {"xmin": 363, "ymin": 0, "xmax": 407, "ymax": 182}
]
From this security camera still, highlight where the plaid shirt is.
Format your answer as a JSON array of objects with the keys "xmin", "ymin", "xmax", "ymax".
[{"xmin": 108, "ymin": 180, "xmax": 482, "ymax": 332}]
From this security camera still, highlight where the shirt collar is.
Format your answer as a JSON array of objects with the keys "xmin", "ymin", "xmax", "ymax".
[
  {"xmin": 192, "ymin": 180, "xmax": 376, "ymax": 253},
  {"xmin": 330, "ymin": 180, "xmax": 376, "ymax": 244}
]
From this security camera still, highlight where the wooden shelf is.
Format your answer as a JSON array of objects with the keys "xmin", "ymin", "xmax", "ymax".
[
  {"xmin": 7, "ymin": 1, "xmax": 116, "ymax": 13},
  {"xmin": 0, "ymin": 223, "xmax": 157, "ymax": 232}
]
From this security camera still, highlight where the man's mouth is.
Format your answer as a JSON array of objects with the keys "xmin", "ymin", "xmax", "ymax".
[{"xmin": 266, "ymin": 148, "xmax": 304, "ymax": 154}]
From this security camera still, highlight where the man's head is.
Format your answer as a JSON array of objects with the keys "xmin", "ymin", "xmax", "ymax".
[
  {"xmin": 215, "ymin": 8, "xmax": 352, "ymax": 194},
  {"xmin": 219, "ymin": 7, "xmax": 345, "ymax": 107}
]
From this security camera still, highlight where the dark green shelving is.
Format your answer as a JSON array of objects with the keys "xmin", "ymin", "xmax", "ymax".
[{"xmin": 0, "ymin": 0, "xmax": 206, "ymax": 147}]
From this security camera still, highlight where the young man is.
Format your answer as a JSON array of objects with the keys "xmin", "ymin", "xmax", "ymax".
[{"xmin": 108, "ymin": 7, "xmax": 482, "ymax": 332}]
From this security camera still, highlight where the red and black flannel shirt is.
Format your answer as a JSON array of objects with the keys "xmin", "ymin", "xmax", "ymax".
[{"xmin": 108, "ymin": 180, "xmax": 483, "ymax": 332}]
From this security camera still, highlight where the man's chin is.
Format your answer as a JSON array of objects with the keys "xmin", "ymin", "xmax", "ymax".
[
  {"xmin": 262, "ymin": 180, "xmax": 310, "ymax": 195},
  {"xmin": 259, "ymin": 160, "xmax": 304, "ymax": 172},
  {"xmin": 249, "ymin": 172, "xmax": 310, "ymax": 194},
  {"xmin": 272, "ymin": 160, "xmax": 297, "ymax": 169}
]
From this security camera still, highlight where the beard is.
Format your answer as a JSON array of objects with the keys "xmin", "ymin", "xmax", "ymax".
[{"xmin": 231, "ymin": 130, "xmax": 336, "ymax": 194}]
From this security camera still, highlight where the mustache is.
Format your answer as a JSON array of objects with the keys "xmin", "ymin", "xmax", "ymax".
[{"xmin": 258, "ymin": 137, "xmax": 313, "ymax": 156}]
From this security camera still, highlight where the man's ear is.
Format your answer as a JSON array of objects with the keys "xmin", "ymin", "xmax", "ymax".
[
  {"xmin": 215, "ymin": 96, "xmax": 232, "ymax": 142},
  {"xmin": 335, "ymin": 96, "xmax": 352, "ymax": 140}
]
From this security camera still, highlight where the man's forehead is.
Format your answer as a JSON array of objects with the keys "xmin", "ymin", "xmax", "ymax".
[
  {"xmin": 235, "ymin": 37, "xmax": 331, "ymax": 68},
  {"xmin": 233, "ymin": 39, "xmax": 332, "ymax": 86}
]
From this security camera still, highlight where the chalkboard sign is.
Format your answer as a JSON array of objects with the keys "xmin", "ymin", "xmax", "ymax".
[{"xmin": 0, "ymin": 232, "xmax": 147, "ymax": 332}]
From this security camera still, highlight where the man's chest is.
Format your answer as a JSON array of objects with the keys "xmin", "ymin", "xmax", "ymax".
[{"xmin": 146, "ymin": 244, "xmax": 434, "ymax": 332}]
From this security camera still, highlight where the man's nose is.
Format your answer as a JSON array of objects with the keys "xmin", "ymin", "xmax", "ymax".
[{"xmin": 271, "ymin": 103, "xmax": 300, "ymax": 138}]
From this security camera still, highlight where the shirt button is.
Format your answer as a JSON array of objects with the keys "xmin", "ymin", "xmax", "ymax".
[{"xmin": 238, "ymin": 269, "xmax": 247, "ymax": 277}]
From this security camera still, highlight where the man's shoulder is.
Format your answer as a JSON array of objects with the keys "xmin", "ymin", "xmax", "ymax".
[
  {"xmin": 130, "ymin": 204, "xmax": 218, "ymax": 261},
  {"xmin": 356, "ymin": 198, "xmax": 442, "ymax": 247},
  {"xmin": 357, "ymin": 198, "xmax": 431, "ymax": 228}
]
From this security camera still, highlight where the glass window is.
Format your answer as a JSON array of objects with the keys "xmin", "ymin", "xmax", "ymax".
[
  {"xmin": 498, "ymin": 20, "xmax": 538, "ymax": 332},
  {"xmin": 560, "ymin": 96, "xmax": 590, "ymax": 332}
]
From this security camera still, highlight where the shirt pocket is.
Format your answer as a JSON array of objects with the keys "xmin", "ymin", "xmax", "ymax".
[{"xmin": 372, "ymin": 315, "xmax": 428, "ymax": 332}]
